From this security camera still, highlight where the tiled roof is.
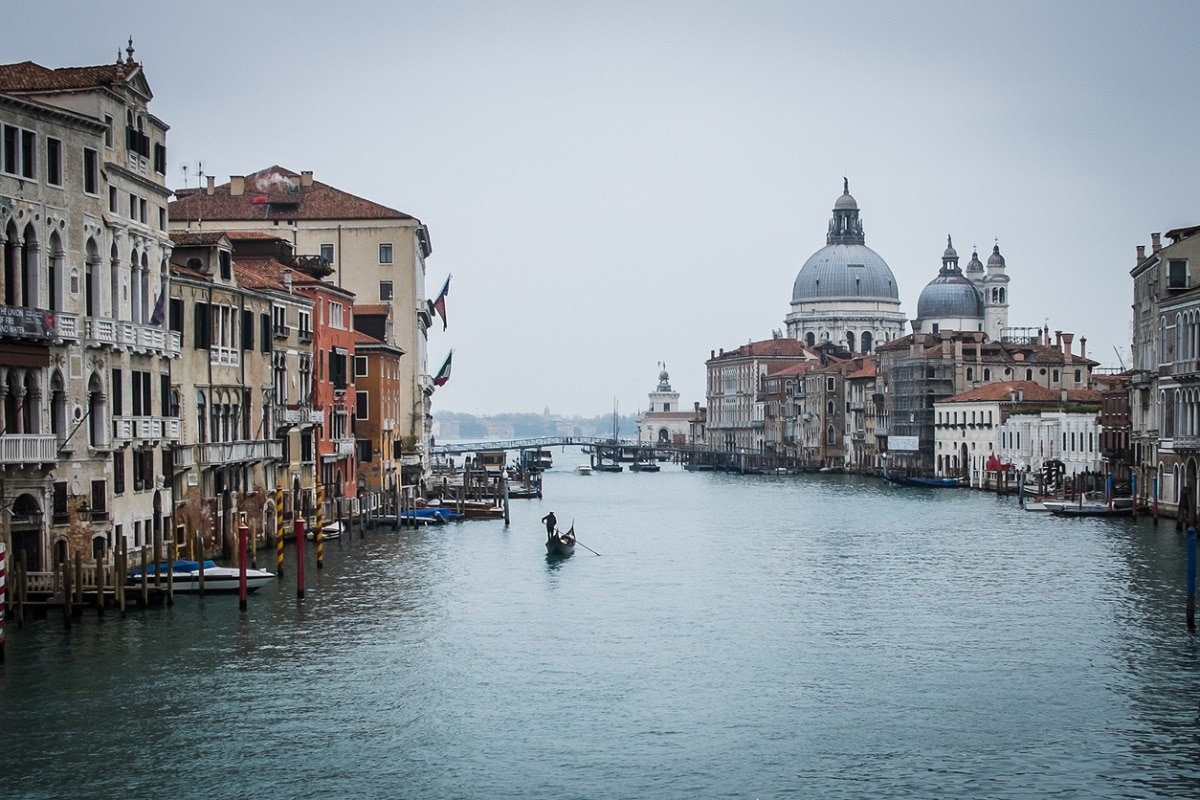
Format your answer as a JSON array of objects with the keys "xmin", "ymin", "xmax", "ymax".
[
  {"xmin": 353, "ymin": 330, "xmax": 383, "ymax": 346},
  {"xmin": 712, "ymin": 338, "xmax": 809, "ymax": 361},
  {"xmin": 169, "ymin": 166, "xmax": 415, "ymax": 222},
  {"xmin": 0, "ymin": 60, "xmax": 138, "ymax": 92},
  {"xmin": 169, "ymin": 231, "xmax": 228, "ymax": 247},
  {"xmin": 354, "ymin": 303, "xmax": 390, "ymax": 317},
  {"xmin": 767, "ymin": 362, "xmax": 814, "ymax": 377},
  {"xmin": 224, "ymin": 230, "xmax": 282, "ymax": 241},
  {"xmin": 942, "ymin": 381, "xmax": 1102, "ymax": 404},
  {"xmin": 233, "ymin": 257, "xmax": 322, "ymax": 292}
]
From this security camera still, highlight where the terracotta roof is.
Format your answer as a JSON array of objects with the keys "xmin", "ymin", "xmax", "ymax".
[
  {"xmin": 846, "ymin": 357, "xmax": 877, "ymax": 379},
  {"xmin": 354, "ymin": 303, "xmax": 390, "ymax": 317},
  {"xmin": 233, "ymin": 257, "xmax": 322, "ymax": 293},
  {"xmin": 767, "ymin": 362, "xmax": 815, "ymax": 377},
  {"xmin": 942, "ymin": 381, "xmax": 1102, "ymax": 404},
  {"xmin": 169, "ymin": 166, "xmax": 415, "ymax": 222},
  {"xmin": 169, "ymin": 231, "xmax": 228, "ymax": 247},
  {"xmin": 353, "ymin": 330, "xmax": 383, "ymax": 346},
  {"xmin": 224, "ymin": 230, "xmax": 282, "ymax": 241},
  {"xmin": 0, "ymin": 60, "xmax": 139, "ymax": 92},
  {"xmin": 169, "ymin": 261, "xmax": 209, "ymax": 281},
  {"xmin": 711, "ymin": 338, "xmax": 809, "ymax": 361}
]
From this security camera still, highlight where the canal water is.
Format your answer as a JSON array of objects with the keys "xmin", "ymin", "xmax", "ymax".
[{"xmin": 3, "ymin": 465, "xmax": 1200, "ymax": 799}]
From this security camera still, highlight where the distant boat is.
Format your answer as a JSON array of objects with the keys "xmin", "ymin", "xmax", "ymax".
[
  {"xmin": 882, "ymin": 460, "xmax": 962, "ymax": 488},
  {"xmin": 575, "ymin": 464, "xmax": 593, "ymax": 475},
  {"xmin": 593, "ymin": 461, "xmax": 623, "ymax": 473},
  {"xmin": 306, "ymin": 521, "xmax": 343, "ymax": 539},
  {"xmin": 630, "ymin": 460, "xmax": 660, "ymax": 472}
]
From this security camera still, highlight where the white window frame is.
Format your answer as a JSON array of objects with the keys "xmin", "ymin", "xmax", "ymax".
[
  {"xmin": 320, "ymin": 243, "xmax": 334, "ymax": 264},
  {"xmin": 354, "ymin": 355, "xmax": 368, "ymax": 377},
  {"xmin": 379, "ymin": 243, "xmax": 393, "ymax": 264}
]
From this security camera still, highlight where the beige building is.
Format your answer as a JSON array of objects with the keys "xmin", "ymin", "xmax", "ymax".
[
  {"xmin": 169, "ymin": 166, "xmax": 435, "ymax": 481},
  {"xmin": 0, "ymin": 47, "xmax": 178, "ymax": 571}
]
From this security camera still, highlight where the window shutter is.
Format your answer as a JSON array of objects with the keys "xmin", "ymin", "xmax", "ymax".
[
  {"xmin": 242, "ymin": 310, "xmax": 254, "ymax": 351},
  {"xmin": 194, "ymin": 302, "xmax": 210, "ymax": 349},
  {"xmin": 261, "ymin": 313, "xmax": 272, "ymax": 353}
]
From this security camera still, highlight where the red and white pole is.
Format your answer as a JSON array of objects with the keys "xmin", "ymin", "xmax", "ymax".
[{"xmin": 1, "ymin": 542, "xmax": 7, "ymax": 663}]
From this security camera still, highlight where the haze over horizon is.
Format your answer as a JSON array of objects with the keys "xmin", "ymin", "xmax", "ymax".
[{"xmin": 6, "ymin": 1, "xmax": 1196, "ymax": 417}]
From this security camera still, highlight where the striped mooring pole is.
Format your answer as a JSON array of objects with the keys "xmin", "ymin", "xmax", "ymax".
[
  {"xmin": 275, "ymin": 484, "xmax": 285, "ymax": 578},
  {"xmin": 1, "ymin": 542, "xmax": 7, "ymax": 663},
  {"xmin": 315, "ymin": 482, "xmax": 325, "ymax": 570}
]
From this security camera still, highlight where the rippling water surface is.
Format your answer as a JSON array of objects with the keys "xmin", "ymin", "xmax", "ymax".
[{"xmin": 4, "ymin": 467, "xmax": 1200, "ymax": 798}]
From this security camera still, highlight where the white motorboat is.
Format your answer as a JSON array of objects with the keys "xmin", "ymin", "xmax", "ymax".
[
  {"xmin": 128, "ymin": 560, "xmax": 276, "ymax": 593},
  {"xmin": 575, "ymin": 464, "xmax": 593, "ymax": 475},
  {"xmin": 305, "ymin": 521, "xmax": 343, "ymax": 540}
]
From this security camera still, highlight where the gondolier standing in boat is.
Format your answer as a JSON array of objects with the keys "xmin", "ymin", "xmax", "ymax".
[{"xmin": 541, "ymin": 510, "xmax": 557, "ymax": 541}]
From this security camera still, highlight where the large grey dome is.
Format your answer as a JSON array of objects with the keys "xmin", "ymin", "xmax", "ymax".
[
  {"xmin": 917, "ymin": 271, "xmax": 984, "ymax": 318},
  {"xmin": 791, "ymin": 180, "xmax": 900, "ymax": 304},
  {"xmin": 792, "ymin": 244, "xmax": 900, "ymax": 302}
]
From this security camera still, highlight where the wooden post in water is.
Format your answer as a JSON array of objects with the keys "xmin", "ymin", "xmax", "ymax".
[
  {"xmin": 0, "ymin": 542, "xmax": 6, "ymax": 664},
  {"xmin": 73, "ymin": 551, "xmax": 83, "ymax": 613},
  {"xmin": 275, "ymin": 484, "xmax": 285, "ymax": 579},
  {"xmin": 140, "ymin": 546, "xmax": 149, "ymax": 607},
  {"xmin": 153, "ymin": 521, "xmax": 163, "ymax": 587},
  {"xmin": 95, "ymin": 551, "xmax": 105, "ymax": 616},
  {"xmin": 117, "ymin": 539, "xmax": 127, "ymax": 615},
  {"xmin": 1131, "ymin": 472, "xmax": 1138, "ymax": 520},
  {"xmin": 196, "ymin": 534, "xmax": 206, "ymax": 595},
  {"xmin": 238, "ymin": 517, "xmax": 249, "ymax": 613},
  {"xmin": 502, "ymin": 478, "xmax": 510, "ymax": 526},
  {"xmin": 61, "ymin": 557, "xmax": 72, "ymax": 628},
  {"xmin": 314, "ymin": 483, "xmax": 324, "ymax": 570},
  {"xmin": 16, "ymin": 549, "xmax": 26, "ymax": 628},
  {"xmin": 166, "ymin": 537, "xmax": 176, "ymax": 606},
  {"xmin": 1188, "ymin": 524, "xmax": 1197, "ymax": 631},
  {"xmin": 1152, "ymin": 475, "xmax": 1159, "ymax": 525},
  {"xmin": 295, "ymin": 517, "xmax": 306, "ymax": 600}
]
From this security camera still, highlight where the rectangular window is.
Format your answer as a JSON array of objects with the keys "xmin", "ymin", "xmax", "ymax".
[
  {"xmin": 320, "ymin": 243, "xmax": 334, "ymax": 264},
  {"xmin": 169, "ymin": 297, "xmax": 185, "ymax": 334},
  {"xmin": 379, "ymin": 243, "xmax": 393, "ymax": 264},
  {"xmin": 298, "ymin": 309, "xmax": 312, "ymax": 340},
  {"xmin": 112, "ymin": 368, "xmax": 123, "ymax": 416},
  {"xmin": 1169, "ymin": 259, "xmax": 1188, "ymax": 290},
  {"xmin": 242, "ymin": 309, "xmax": 254, "ymax": 351},
  {"xmin": 130, "ymin": 192, "xmax": 137, "ymax": 219},
  {"xmin": 354, "ymin": 355, "xmax": 368, "ymax": 377},
  {"xmin": 379, "ymin": 280, "xmax": 393, "ymax": 301},
  {"xmin": 158, "ymin": 207, "xmax": 166, "ymax": 230},
  {"xmin": 108, "ymin": 186, "xmax": 118, "ymax": 212},
  {"xmin": 46, "ymin": 137, "xmax": 62, "ymax": 185},
  {"xmin": 20, "ymin": 129, "xmax": 34, "ymax": 178},
  {"xmin": 330, "ymin": 302, "xmax": 344, "ymax": 329},
  {"xmin": 358, "ymin": 439, "xmax": 373, "ymax": 462},
  {"xmin": 356, "ymin": 390, "xmax": 369, "ymax": 419},
  {"xmin": 91, "ymin": 479, "xmax": 107, "ymax": 513},
  {"xmin": 139, "ymin": 197, "xmax": 148, "ymax": 223},
  {"xmin": 83, "ymin": 148, "xmax": 99, "ymax": 194},
  {"xmin": 104, "ymin": 115, "xmax": 114, "ymax": 147},
  {"xmin": 153, "ymin": 142, "xmax": 166, "ymax": 174},
  {"xmin": 113, "ymin": 451, "xmax": 126, "ymax": 494}
]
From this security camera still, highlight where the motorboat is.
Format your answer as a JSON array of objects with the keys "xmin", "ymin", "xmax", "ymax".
[
  {"xmin": 306, "ymin": 521, "xmax": 343, "ymax": 539},
  {"xmin": 575, "ymin": 464, "xmax": 593, "ymax": 475},
  {"xmin": 128, "ymin": 560, "xmax": 276, "ymax": 593}
]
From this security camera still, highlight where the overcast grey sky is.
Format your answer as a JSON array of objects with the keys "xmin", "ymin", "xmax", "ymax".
[{"xmin": 8, "ymin": 2, "xmax": 1198, "ymax": 416}]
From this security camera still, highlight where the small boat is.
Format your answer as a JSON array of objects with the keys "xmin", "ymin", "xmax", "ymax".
[
  {"xmin": 128, "ymin": 560, "xmax": 276, "ymax": 593},
  {"xmin": 575, "ymin": 464, "xmax": 593, "ymax": 475},
  {"xmin": 1051, "ymin": 505, "xmax": 1135, "ymax": 518},
  {"xmin": 593, "ymin": 461, "xmax": 623, "ymax": 473},
  {"xmin": 629, "ymin": 460, "xmax": 660, "ymax": 472},
  {"xmin": 884, "ymin": 472, "xmax": 962, "ymax": 488},
  {"xmin": 546, "ymin": 526, "xmax": 576, "ymax": 558},
  {"xmin": 305, "ymin": 521, "xmax": 344, "ymax": 539}
]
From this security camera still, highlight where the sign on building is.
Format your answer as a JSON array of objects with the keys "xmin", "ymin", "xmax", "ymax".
[{"xmin": 887, "ymin": 435, "xmax": 920, "ymax": 452}]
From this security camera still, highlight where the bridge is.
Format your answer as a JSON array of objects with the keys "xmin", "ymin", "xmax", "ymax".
[{"xmin": 430, "ymin": 436, "xmax": 639, "ymax": 456}]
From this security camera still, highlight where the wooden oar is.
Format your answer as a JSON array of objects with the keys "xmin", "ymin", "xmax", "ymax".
[{"xmin": 573, "ymin": 538, "xmax": 600, "ymax": 556}]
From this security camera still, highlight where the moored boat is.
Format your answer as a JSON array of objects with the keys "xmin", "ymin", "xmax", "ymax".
[
  {"xmin": 575, "ymin": 464, "xmax": 593, "ymax": 475},
  {"xmin": 128, "ymin": 560, "xmax": 276, "ymax": 593}
]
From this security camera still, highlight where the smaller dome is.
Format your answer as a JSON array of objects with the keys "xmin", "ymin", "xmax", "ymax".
[
  {"xmin": 965, "ymin": 248, "xmax": 984, "ymax": 274},
  {"xmin": 917, "ymin": 273, "xmax": 984, "ymax": 320},
  {"xmin": 833, "ymin": 176, "xmax": 857, "ymax": 210},
  {"xmin": 987, "ymin": 244, "xmax": 1006, "ymax": 268},
  {"xmin": 942, "ymin": 234, "xmax": 957, "ymax": 260}
]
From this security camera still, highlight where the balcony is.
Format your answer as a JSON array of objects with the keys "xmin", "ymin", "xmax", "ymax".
[
  {"xmin": 172, "ymin": 444, "xmax": 196, "ymax": 471},
  {"xmin": 198, "ymin": 439, "xmax": 284, "ymax": 466},
  {"xmin": 55, "ymin": 311, "xmax": 79, "ymax": 342},
  {"xmin": 0, "ymin": 434, "xmax": 58, "ymax": 465},
  {"xmin": 1175, "ymin": 435, "xmax": 1200, "ymax": 451},
  {"xmin": 0, "ymin": 304, "xmax": 56, "ymax": 343},
  {"xmin": 298, "ymin": 329, "xmax": 313, "ymax": 343},
  {"xmin": 336, "ymin": 437, "xmax": 356, "ymax": 457},
  {"xmin": 113, "ymin": 415, "xmax": 180, "ymax": 443},
  {"xmin": 85, "ymin": 317, "xmax": 180, "ymax": 357},
  {"xmin": 274, "ymin": 323, "xmax": 291, "ymax": 340}
]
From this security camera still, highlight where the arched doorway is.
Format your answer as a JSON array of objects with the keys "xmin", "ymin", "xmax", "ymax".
[{"xmin": 9, "ymin": 492, "xmax": 45, "ymax": 572}]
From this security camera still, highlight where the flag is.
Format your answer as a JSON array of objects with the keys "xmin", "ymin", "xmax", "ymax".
[
  {"xmin": 430, "ymin": 274, "xmax": 451, "ymax": 331},
  {"xmin": 433, "ymin": 350, "xmax": 453, "ymax": 387},
  {"xmin": 149, "ymin": 285, "xmax": 166, "ymax": 326}
]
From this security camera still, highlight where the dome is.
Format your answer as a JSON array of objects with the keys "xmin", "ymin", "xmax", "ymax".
[
  {"xmin": 942, "ymin": 235, "xmax": 958, "ymax": 261},
  {"xmin": 965, "ymin": 248, "xmax": 984, "ymax": 275},
  {"xmin": 792, "ymin": 180, "xmax": 900, "ymax": 304},
  {"xmin": 792, "ymin": 244, "xmax": 899, "ymax": 303},
  {"xmin": 987, "ymin": 243, "xmax": 1006, "ymax": 268},
  {"xmin": 917, "ymin": 271, "xmax": 984, "ymax": 319}
]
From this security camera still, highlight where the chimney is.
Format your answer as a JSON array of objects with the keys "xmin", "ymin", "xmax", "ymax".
[
  {"xmin": 1137, "ymin": 245, "xmax": 1146, "ymax": 263},
  {"xmin": 694, "ymin": 401, "xmax": 700, "ymax": 412},
  {"xmin": 283, "ymin": 269, "xmax": 293, "ymax": 293},
  {"xmin": 230, "ymin": 175, "xmax": 245, "ymax": 196},
  {"xmin": 1055, "ymin": 330, "xmax": 1062, "ymax": 349},
  {"xmin": 1079, "ymin": 336, "xmax": 1087, "ymax": 361},
  {"xmin": 710, "ymin": 350, "xmax": 715, "ymax": 360},
  {"xmin": 1152, "ymin": 232, "xmax": 1162, "ymax": 252},
  {"xmin": 1061, "ymin": 388, "xmax": 1068, "ymax": 403},
  {"xmin": 300, "ymin": 170, "xmax": 313, "ymax": 188},
  {"xmin": 1062, "ymin": 332, "xmax": 1074, "ymax": 364},
  {"xmin": 206, "ymin": 175, "xmax": 215, "ymax": 195},
  {"xmin": 1017, "ymin": 389, "xmax": 1024, "ymax": 402}
]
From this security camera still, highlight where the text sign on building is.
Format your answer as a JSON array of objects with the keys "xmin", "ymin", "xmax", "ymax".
[
  {"xmin": 888, "ymin": 435, "xmax": 920, "ymax": 452},
  {"xmin": 0, "ymin": 306, "xmax": 53, "ymax": 341}
]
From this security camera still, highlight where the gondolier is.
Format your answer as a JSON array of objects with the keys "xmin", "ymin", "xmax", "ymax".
[{"xmin": 541, "ymin": 511, "xmax": 557, "ymax": 540}]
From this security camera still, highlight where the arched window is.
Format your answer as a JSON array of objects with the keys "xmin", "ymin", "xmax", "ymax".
[
  {"xmin": 805, "ymin": 332, "xmax": 815, "ymax": 347},
  {"xmin": 966, "ymin": 367, "xmax": 974, "ymax": 381},
  {"xmin": 196, "ymin": 390, "xmax": 207, "ymax": 444},
  {"xmin": 862, "ymin": 332, "xmax": 873, "ymax": 353},
  {"xmin": 846, "ymin": 331, "xmax": 856, "ymax": 353}
]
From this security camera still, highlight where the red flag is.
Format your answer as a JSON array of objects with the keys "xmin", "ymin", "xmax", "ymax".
[{"xmin": 430, "ymin": 275, "xmax": 450, "ymax": 331}]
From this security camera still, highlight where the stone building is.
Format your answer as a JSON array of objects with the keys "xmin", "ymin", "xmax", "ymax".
[
  {"xmin": 0, "ymin": 46, "xmax": 177, "ymax": 571},
  {"xmin": 169, "ymin": 166, "xmax": 434, "ymax": 482},
  {"xmin": 636, "ymin": 365, "xmax": 693, "ymax": 446},
  {"xmin": 705, "ymin": 337, "xmax": 813, "ymax": 452}
]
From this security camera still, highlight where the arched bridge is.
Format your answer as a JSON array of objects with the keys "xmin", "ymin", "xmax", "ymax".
[{"xmin": 431, "ymin": 436, "xmax": 638, "ymax": 456}]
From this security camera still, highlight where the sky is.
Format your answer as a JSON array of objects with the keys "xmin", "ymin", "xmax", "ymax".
[{"xmin": 7, "ymin": 1, "xmax": 1199, "ymax": 417}]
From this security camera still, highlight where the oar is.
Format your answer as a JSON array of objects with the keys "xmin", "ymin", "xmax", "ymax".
[{"xmin": 574, "ymin": 539, "xmax": 601, "ymax": 556}]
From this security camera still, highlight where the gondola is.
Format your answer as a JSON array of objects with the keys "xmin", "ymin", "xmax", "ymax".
[{"xmin": 546, "ymin": 526, "xmax": 576, "ymax": 557}]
